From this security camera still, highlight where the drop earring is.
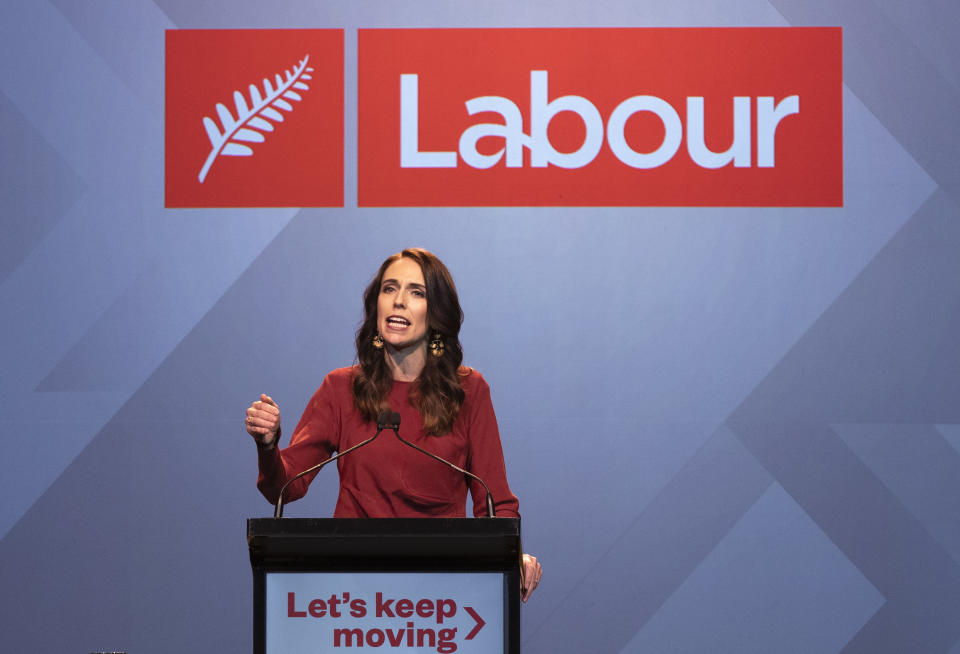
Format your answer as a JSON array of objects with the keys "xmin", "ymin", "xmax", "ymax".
[
  {"xmin": 429, "ymin": 332, "xmax": 444, "ymax": 357},
  {"xmin": 372, "ymin": 333, "xmax": 384, "ymax": 349}
]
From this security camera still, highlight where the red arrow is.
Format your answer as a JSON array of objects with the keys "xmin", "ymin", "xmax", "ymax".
[{"xmin": 464, "ymin": 606, "xmax": 485, "ymax": 640}]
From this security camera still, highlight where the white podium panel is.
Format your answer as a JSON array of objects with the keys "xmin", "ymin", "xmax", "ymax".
[{"xmin": 266, "ymin": 571, "xmax": 505, "ymax": 654}]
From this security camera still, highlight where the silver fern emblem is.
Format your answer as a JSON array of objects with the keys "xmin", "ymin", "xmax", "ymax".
[{"xmin": 198, "ymin": 55, "xmax": 313, "ymax": 183}]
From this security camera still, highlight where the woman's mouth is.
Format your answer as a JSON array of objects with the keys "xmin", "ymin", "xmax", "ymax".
[{"xmin": 386, "ymin": 316, "xmax": 411, "ymax": 330}]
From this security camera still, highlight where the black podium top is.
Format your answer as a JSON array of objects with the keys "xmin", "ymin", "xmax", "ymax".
[{"xmin": 248, "ymin": 517, "xmax": 521, "ymax": 571}]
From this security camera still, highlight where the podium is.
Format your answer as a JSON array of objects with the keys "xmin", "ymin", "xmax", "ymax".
[{"xmin": 248, "ymin": 518, "xmax": 522, "ymax": 653}]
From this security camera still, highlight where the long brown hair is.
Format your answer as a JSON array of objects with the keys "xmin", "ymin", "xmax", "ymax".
[{"xmin": 352, "ymin": 248, "xmax": 465, "ymax": 435}]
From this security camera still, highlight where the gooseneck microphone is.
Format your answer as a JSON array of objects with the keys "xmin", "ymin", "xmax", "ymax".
[
  {"xmin": 386, "ymin": 412, "xmax": 497, "ymax": 518},
  {"xmin": 273, "ymin": 410, "xmax": 395, "ymax": 518}
]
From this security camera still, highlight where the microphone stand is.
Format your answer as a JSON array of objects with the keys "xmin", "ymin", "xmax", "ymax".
[
  {"xmin": 273, "ymin": 410, "xmax": 392, "ymax": 518},
  {"xmin": 387, "ymin": 413, "xmax": 496, "ymax": 518}
]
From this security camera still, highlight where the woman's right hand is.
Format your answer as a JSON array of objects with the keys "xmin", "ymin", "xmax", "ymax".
[{"xmin": 246, "ymin": 394, "xmax": 281, "ymax": 448}]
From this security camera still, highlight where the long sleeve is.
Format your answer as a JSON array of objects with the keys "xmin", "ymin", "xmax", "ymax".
[
  {"xmin": 255, "ymin": 366, "xmax": 521, "ymax": 519},
  {"xmin": 256, "ymin": 372, "xmax": 343, "ymax": 505},
  {"xmin": 463, "ymin": 371, "xmax": 520, "ymax": 518}
]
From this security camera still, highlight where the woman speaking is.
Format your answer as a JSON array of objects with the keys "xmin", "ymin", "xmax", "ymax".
[{"xmin": 245, "ymin": 248, "xmax": 542, "ymax": 601}]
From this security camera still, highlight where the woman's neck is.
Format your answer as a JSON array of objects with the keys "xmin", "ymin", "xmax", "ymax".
[{"xmin": 385, "ymin": 342, "xmax": 426, "ymax": 382}]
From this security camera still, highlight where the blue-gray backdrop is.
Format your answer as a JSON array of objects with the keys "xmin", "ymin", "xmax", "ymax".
[{"xmin": 2, "ymin": 1, "xmax": 960, "ymax": 653}]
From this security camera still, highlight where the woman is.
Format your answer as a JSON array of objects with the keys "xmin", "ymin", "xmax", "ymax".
[{"xmin": 245, "ymin": 248, "xmax": 542, "ymax": 601}]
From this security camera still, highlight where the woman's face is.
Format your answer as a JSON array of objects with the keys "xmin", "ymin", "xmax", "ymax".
[{"xmin": 376, "ymin": 257, "xmax": 429, "ymax": 351}]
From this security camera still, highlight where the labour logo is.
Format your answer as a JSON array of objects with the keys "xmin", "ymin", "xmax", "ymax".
[
  {"xmin": 165, "ymin": 29, "xmax": 343, "ymax": 208},
  {"xmin": 198, "ymin": 55, "xmax": 314, "ymax": 184},
  {"xmin": 359, "ymin": 28, "xmax": 842, "ymax": 207}
]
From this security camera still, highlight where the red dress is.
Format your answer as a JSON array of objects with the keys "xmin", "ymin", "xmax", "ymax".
[{"xmin": 257, "ymin": 366, "xmax": 520, "ymax": 518}]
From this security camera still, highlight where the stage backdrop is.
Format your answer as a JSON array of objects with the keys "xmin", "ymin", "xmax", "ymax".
[{"xmin": 3, "ymin": 1, "xmax": 960, "ymax": 653}]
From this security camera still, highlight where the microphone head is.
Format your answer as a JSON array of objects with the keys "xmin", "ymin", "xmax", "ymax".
[
  {"xmin": 376, "ymin": 409, "xmax": 391, "ymax": 429},
  {"xmin": 390, "ymin": 412, "xmax": 402, "ymax": 428}
]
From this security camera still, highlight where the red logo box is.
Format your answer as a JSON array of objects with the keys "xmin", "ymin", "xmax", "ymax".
[
  {"xmin": 166, "ymin": 29, "xmax": 343, "ymax": 208},
  {"xmin": 359, "ymin": 28, "xmax": 842, "ymax": 207}
]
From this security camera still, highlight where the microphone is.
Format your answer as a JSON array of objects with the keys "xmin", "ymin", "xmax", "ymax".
[
  {"xmin": 387, "ymin": 412, "xmax": 497, "ymax": 518},
  {"xmin": 273, "ymin": 410, "xmax": 392, "ymax": 518}
]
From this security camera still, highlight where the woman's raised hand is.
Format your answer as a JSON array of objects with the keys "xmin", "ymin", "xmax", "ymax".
[{"xmin": 246, "ymin": 394, "xmax": 281, "ymax": 448}]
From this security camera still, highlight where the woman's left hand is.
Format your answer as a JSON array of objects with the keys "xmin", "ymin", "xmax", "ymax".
[{"xmin": 521, "ymin": 553, "xmax": 542, "ymax": 602}]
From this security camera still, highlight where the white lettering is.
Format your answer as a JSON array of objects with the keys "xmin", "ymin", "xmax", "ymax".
[
  {"xmin": 757, "ymin": 95, "xmax": 799, "ymax": 167},
  {"xmin": 686, "ymin": 97, "xmax": 752, "ymax": 168},
  {"xmin": 607, "ymin": 96, "xmax": 683, "ymax": 169},
  {"xmin": 529, "ymin": 70, "xmax": 604, "ymax": 169},
  {"xmin": 398, "ymin": 72, "xmax": 800, "ymax": 171},
  {"xmin": 458, "ymin": 96, "xmax": 530, "ymax": 168},
  {"xmin": 400, "ymin": 74, "xmax": 457, "ymax": 168}
]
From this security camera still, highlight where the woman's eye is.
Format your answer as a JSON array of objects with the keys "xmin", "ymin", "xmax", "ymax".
[{"xmin": 412, "ymin": 290, "xmax": 425, "ymax": 298}]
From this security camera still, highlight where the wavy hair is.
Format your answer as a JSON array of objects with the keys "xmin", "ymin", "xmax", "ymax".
[{"xmin": 353, "ymin": 248, "xmax": 465, "ymax": 435}]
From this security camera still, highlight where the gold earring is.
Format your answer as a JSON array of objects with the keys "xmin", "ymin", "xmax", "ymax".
[
  {"xmin": 372, "ymin": 333, "xmax": 384, "ymax": 349},
  {"xmin": 429, "ymin": 332, "xmax": 444, "ymax": 357}
]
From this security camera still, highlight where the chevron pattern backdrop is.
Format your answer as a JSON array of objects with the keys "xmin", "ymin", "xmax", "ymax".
[{"xmin": 1, "ymin": 1, "xmax": 959, "ymax": 652}]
